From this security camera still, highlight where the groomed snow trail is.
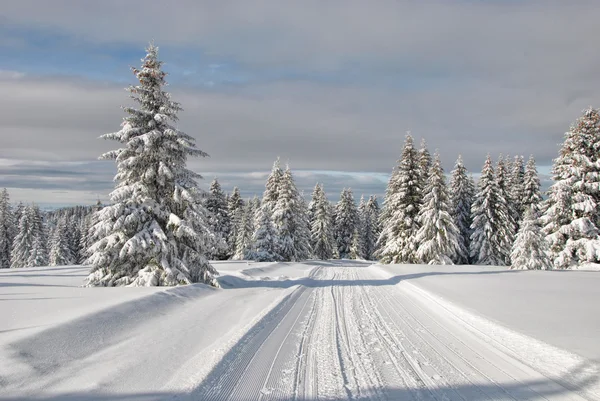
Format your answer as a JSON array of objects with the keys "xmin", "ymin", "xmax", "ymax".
[{"xmin": 189, "ymin": 263, "xmax": 597, "ymax": 401}]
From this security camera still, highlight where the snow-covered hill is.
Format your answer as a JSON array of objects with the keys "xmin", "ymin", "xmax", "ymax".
[{"xmin": 1, "ymin": 262, "xmax": 599, "ymax": 400}]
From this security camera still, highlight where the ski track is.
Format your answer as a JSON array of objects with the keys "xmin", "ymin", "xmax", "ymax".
[
  {"xmin": 188, "ymin": 263, "xmax": 595, "ymax": 401},
  {"xmin": 3, "ymin": 263, "xmax": 597, "ymax": 400}
]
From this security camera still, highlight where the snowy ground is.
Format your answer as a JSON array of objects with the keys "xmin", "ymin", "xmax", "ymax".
[{"xmin": 1, "ymin": 262, "xmax": 599, "ymax": 400}]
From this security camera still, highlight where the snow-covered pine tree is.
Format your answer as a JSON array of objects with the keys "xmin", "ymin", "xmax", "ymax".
[
  {"xmin": 377, "ymin": 133, "xmax": 422, "ymax": 263},
  {"xmin": 246, "ymin": 207, "xmax": 281, "ymax": 262},
  {"xmin": 11, "ymin": 204, "xmax": 46, "ymax": 268},
  {"xmin": 449, "ymin": 155, "xmax": 474, "ymax": 264},
  {"xmin": 416, "ymin": 152, "xmax": 461, "ymax": 264},
  {"xmin": 205, "ymin": 178, "xmax": 230, "ymax": 260},
  {"xmin": 521, "ymin": 155, "xmax": 543, "ymax": 217},
  {"xmin": 510, "ymin": 155, "xmax": 526, "ymax": 223},
  {"xmin": 85, "ymin": 43, "xmax": 217, "ymax": 287},
  {"xmin": 511, "ymin": 206, "xmax": 552, "ymax": 270},
  {"xmin": 272, "ymin": 165, "xmax": 311, "ymax": 261},
  {"xmin": 0, "ymin": 189, "xmax": 14, "ymax": 268},
  {"xmin": 363, "ymin": 196, "xmax": 380, "ymax": 260},
  {"xmin": 495, "ymin": 155, "xmax": 517, "ymax": 265},
  {"xmin": 262, "ymin": 158, "xmax": 283, "ymax": 212},
  {"xmin": 418, "ymin": 138, "xmax": 432, "ymax": 184},
  {"xmin": 49, "ymin": 217, "xmax": 75, "ymax": 266},
  {"xmin": 350, "ymin": 228, "xmax": 365, "ymax": 260},
  {"xmin": 227, "ymin": 187, "xmax": 244, "ymax": 258},
  {"xmin": 542, "ymin": 107, "xmax": 600, "ymax": 268},
  {"xmin": 334, "ymin": 188, "xmax": 358, "ymax": 259},
  {"xmin": 470, "ymin": 155, "xmax": 511, "ymax": 266},
  {"xmin": 233, "ymin": 202, "xmax": 254, "ymax": 260},
  {"xmin": 356, "ymin": 195, "xmax": 369, "ymax": 259},
  {"xmin": 13, "ymin": 202, "xmax": 24, "ymax": 230},
  {"xmin": 309, "ymin": 184, "xmax": 335, "ymax": 260}
]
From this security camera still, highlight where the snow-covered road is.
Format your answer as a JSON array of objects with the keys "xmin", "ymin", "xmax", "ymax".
[{"xmin": 1, "ymin": 262, "xmax": 599, "ymax": 400}]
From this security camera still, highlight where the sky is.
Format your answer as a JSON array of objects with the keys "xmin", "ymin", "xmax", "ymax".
[{"xmin": 1, "ymin": 0, "xmax": 599, "ymax": 207}]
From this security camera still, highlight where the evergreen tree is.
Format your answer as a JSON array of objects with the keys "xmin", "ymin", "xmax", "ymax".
[
  {"xmin": 356, "ymin": 195, "xmax": 369, "ymax": 259},
  {"xmin": 542, "ymin": 107, "xmax": 600, "ymax": 268},
  {"xmin": 449, "ymin": 155, "xmax": 474, "ymax": 264},
  {"xmin": 205, "ymin": 178, "xmax": 230, "ymax": 260},
  {"xmin": 470, "ymin": 155, "xmax": 511, "ymax": 265},
  {"xmin": 511, "ymin": 207, "xmax": 552, "ymax": 270},
  {"xmin": 85, "ymin": 43, "xmax": 217, "ymax": 287},
  {"xmin": 0, "ymin": 189, "xmax": 14, "ymax": 268},
  {"xmin": 416, "ymin": 153, "xmax": 461, "ymax": 264},
  {"xmin": 334, "ymin": 188, "xmax": 358, "ymax": 259},
  {"xmin": 377, "ymin": 133, "xmax": 422, "ymax": 263},
  {"xmin": 262, "ymin": 158, "xmax": 283, "ymax": 212},
  {"xmin": 522, "ymin": 155, "xmax": 543, "ymax": 217},
  {"xmin": 309, "ymin": 184, "xmax": 335, "ymax": 260},
  {"xmin": 227, "ymin": 187, "xmax": 244, "ymax": 258},
  {"xmin": 272, "ymin": 165, "xmax": 311, "ymax": 261},
  {"xmin": 418, "ymin": 138, "xmax": 432, "ymax": 183},
  {"xmin": 233, "ymin": 202, "xmax": 254, "ymax": 260},
  {"xmin": 363, "ymin": 196, "xmax": 380, "ymax": 260},
  {"xmin": 11, "ymin": 204, "xmax": 47, "ymax": 268},
  {"xmin": 49, "ymin": 217, "xmax": 75, "ymax": 266},
  {"xmin": 350, "ymin": 228, "xmax": 365, "ymax": 260},
  {"xmin": 510, "ymin": 155, "xmax": 526, "ymax": 223},
  {"xmin": 246, "ymin": 207, "xmax": 281, "ymax": 262},
  {"xmin": 495, "ymin": 155, "xmax": 517, "ymax": 265}
]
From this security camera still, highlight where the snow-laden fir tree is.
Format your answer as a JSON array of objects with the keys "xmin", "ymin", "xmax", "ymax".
[
  {"xmin": 470, "ymin": 155, "xmax": 512, "ymax": 265},
  {"xmin": 418, "ymin": 138, "xmax": 432, "ymax": 184},
  {"xmin": 0, "ymin": 189, "xmax": 14, "ymax": 268},
  {"xmin": 521, "ymin": 155, "xmax": 543, "ymax": 217},
  {"xmin": 542, "ymin": 107, "xmax": 600, "ymax": 268},
  {"xmin": 11, "ymin": 204, "xmax": 47, "ymax": 268},
  {"xmin": 449, "ymin": 155, "xmax": 474, "ymax": 264},
  {"xmin": 85, "ymin": 43, "xmax": 217, "ymax": 287},
  {"xmin": 262, "ymin": 158, "xmax": 283, "ymax": 212},
  {"xmin": 334, "ymin": 188, "xmax": 358, "ymax": 259},
  {"xmin": 356, "ymin": 195, "xmax": 369, "ymax": 259},
  {"xmin": 309, "ymin": 184, "xmax": 335, "ymax": 260},
  {"xmin": 495, "ymin": 155, "xmax": 517, "ymax": 265},
  {"xmin": 227, "ymin": 187, "xmax": 244, "ymax": 258},
  {"xmin": 377, "ymin": 133, "xmax": 422, "ymax": 263},
  {"xmin": 416, "ymin": 152, "xmax": 462, "ymax": 264},
  {"xmin": 49, "ymin": 217, "xmax": 76, "ymax": 266},
  {"xmin": 510, "ymin": 155, "xmax": 526, "ymax": 222},
  {"xmin": 350, "ymin": 228, "xmax": 365, "ymax": 260},
  {"xmin": 272, "ymin": 165, "xmax": 311, "ymax": 261},
  {"xmin": 205, "ymin": 178, "xmax": 231, "ymax": 260},
  {"xmin": 363, "ymin": 196, "xmax": 380, "ymax": 260},
  {"xmin": 233, "ymin": 202, "xmax": 254, "ymax": 260},
  {"xmin": 246, "ymin": 207, "xmax": 281, "ymax": 262},
  {"xmin": 511, "ymin": 206, "xmax": 552, "ymax": 270}
]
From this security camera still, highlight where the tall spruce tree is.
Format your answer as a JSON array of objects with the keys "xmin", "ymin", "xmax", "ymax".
[
  {"xmin": 363, "ymin": 196, "xmax": 380, "ymax": 260},
  {"xmin": 233, "ymin": 202, "xmax": 254, "ymax": 260},
  {"xmin": 495, "ymin": 155, "xmax": 517, "ymax": 265},
  {"xmin": 0, "ymin": 189, "xmax": 14, "ymax": 268},
  {"xmin": 206, "ymin": 178, "xmax": 231, "ymax": 260},
  {"xmin": 511, "ymin": 207, "xmax": 552, "ymax": 270},
  {"xmin": 449, "ymin": 155, "xmax": 474, "ymax": 264},
  {"xmin": 262, "ymin": 158, "xmax": 283, "ymax": 212},
  {"xmin": 418, "ymin": 138, "xmax": 432, "ymax": 184},
  {"xmin": 272, "ymin": 165, "xmax": 311, "ymax": 261},
  {"xmin": 510, "ymin": 155, "xmax": 526, "ymax": 223},
  {"xmin": 247, "ymin": 207, "xmax": 280, "ymax": 262},
  {"xmin": 377, "ymin": 133, "xmax": 422, "ymax": 263},
  {"xmin": 334, "ymin": 188, "xmax": 358, "ymax": 259},
  {"xmin": 522, "ymin": 155, "xmax": 543, "ymax": 217},
  {"xmin": 416, "ymin": 153, "xmax": 461, "ymax": 264},
  {"xmin": 11, "ymin": 204, "xmax": 47, "ymax": 268},
  {"xmin": 227, "ymin": 187, "xmax": 244, "ymax": 258},
  {"xmin": 49, "ymin": 217, "xmax": 75, "ymax": 266},
  {"xmin": 542, "ymin": 107, "xmax": 600, "ymax": 268},
  {"xmin": 470, "ymin": 155, "xmax": 511, "ymax": 265},
  {"xmin": 309, "ymin": 184, "xmax": 335, "ymax": 260},
  {"xmin": 85, "ymin": 43, "xmax": 217, "ymax": 287}
]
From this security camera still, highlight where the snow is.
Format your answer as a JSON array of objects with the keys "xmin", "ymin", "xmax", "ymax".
[{"xmin": 1, "ymin": 262, "xmax": 599, "ymax": 400}]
